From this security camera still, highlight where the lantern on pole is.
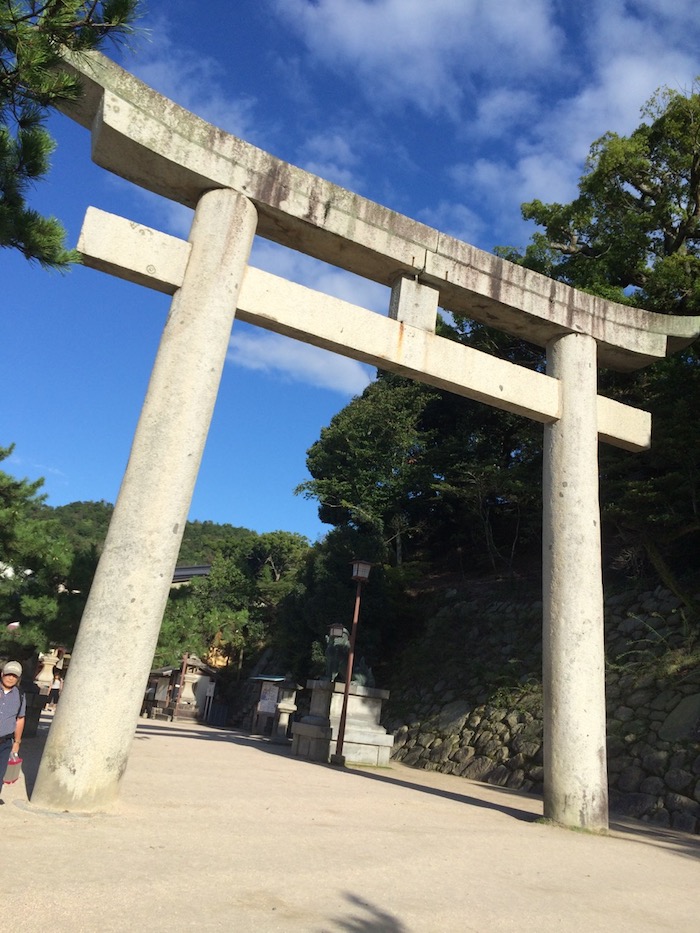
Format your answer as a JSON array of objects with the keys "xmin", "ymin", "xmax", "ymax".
[{"xmin": 330, "ymin": 560, "xmax": 373, "ymax": 766}]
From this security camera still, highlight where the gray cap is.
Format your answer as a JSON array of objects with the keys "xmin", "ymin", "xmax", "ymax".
[{"xmin": 2, "ymin": 661, "xmax": 22, "ymax": 677}]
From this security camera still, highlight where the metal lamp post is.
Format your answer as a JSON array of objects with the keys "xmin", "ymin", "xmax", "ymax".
[{"xmin": 330, "ymin": 558, "xmax": 372, "ymax": 766}]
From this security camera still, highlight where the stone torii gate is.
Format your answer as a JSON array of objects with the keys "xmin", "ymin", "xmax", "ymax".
[{"xmin": 31, "ymin": 53, "xmax": 700, "ymax": 826}]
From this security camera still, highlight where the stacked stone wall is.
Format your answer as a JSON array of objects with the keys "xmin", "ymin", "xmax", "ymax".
[{"xmin": 386, "ymin": 586, "xmax": 700, "ymax": 834}]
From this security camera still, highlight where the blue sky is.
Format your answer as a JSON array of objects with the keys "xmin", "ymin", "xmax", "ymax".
[{"xmin": 3, "ymin": 0, "xmax": 699, "ymax": 543}]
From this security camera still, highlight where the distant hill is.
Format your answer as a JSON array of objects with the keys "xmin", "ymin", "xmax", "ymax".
[
  {"xmin": 52, "ymin": 500, "xmax": 113, "ymax": 553},
  {"xmin": 52, "ymin": 500, "xmax": 255, "ymax": 564}
]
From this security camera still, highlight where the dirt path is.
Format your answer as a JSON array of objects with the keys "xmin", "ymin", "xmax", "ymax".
[{"xmin": 3, "ymin": 714, "xmax": 698, "ymax": 932}]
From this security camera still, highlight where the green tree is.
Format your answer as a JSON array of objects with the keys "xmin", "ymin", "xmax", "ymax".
[
  {"xmin": 598, "ymin": 348, "xmax": 700, "ymax": 602},
  {"xmin": 415, "ymin": 321, "xmax": 544, "ymax": 573},
  {"xmin": 158, "ymin": 530, "xmax": 311, "ymax": 673},
  {"xmin": 298, "ymin": 375, "xmax": 436, "ymax": 565},
  {"xmin": 52, "ymin": 499, "xmax": 113, "ymax": 552},
  {"xmin": 0, "ymin": 443, "xmax": 74, "ymax": 650},
  {"xmin": 247, "ymin": 530, "xmax": 310, "ymax": 615},
  {"xmin": 516, "ymin": 81, "xmax": 700, "ymax": 314},
  {"xmin": 502, "ymin": 82, "xmax": 700, "ymax": 600},
  {"xmin": 299, "ymin": 340, "xmax": 543, "ymax": 575},
  {"xmin": 1, "ymin": 0, "xmax": 138, "ymax": 267},
  {"xmin": 273, "ymin": 525, "xmax": 388, "ymax": 681},
  {"xmin": 177, "ymin": 519, "xmax": 252, "ymax": 565}
]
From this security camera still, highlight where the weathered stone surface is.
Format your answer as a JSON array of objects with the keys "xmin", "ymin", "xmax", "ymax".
[
  {"xmin": 639, "ymin": 776, "xmax": 665, "ymax": 795},
  {"xmin": 486, "ymin": 765, "xmax": 511, "ymax": 787},
  {"xmin": 608, "ymin": 754, "xmax": 634, "ymax": 776},
  {"xmin": 460, "ymin": 757, "xmax": 495, "ymax": 781},
  {"xmin": 649, "ymin": 808, "xmax": 671, "ymax": 827},
  {"xmin": 506, "ymin": 769, "xmax": 526, "ymax": 789},
  {"xmin": 70, "ymin": 50, "xmax": 699, "ymax": 378},
  {"xmin": 511, "ymin": 736, "xmax": 541, "ymax": 758},
  {"xmin": 392, "ymin": 727, "xmax": 409, "ymax": 749},
  {"xmin": 429, "ymin": 738, "xmax": 458, "ymax": 763},
  {"xmin": 651, "ymin": 690, "xmax": 682, "ymax": 711},
  {"xmin": 617, "ymin": 766, "xmax": 645, "ymax": 793},
  {"xmin": 401, "ymin": 748, "xmax": 425, "ymax": 767},
  {"xmin": 664, "ymin": 769, "xmax": 693, "ymax": 793},
  {"xmin": 475, "ymin": 731, "xmax": 495, "ymax": 750},
  {"xmin": 433, "ymin": 699, "xmax": 471, "ymax": 733},
  {"xmin": 626, "ymin": 689, "xmax": 655, "ymax": 709},
  {"xmin": 606, "ymin": 736, "xmax": 627, "ymax": 758},
  {"xmin": 451, "ymin": 746, "xmax": 475, "ymax": 765},
  {"xmin": 659, "ymin": 694, "xmax": 700, "ymax": 741},
  {"xmin": 671, "ymin": 811, "xmax": 697, "ymax": 833},
  {"xmin": 610, "ymin": 791, "xmax": 656, "ymax": 819},
  {"xmin": 640, "ymin": 749, "xmax": 669, "ymax": 775},
  {"xmin": 419, "ymin": 760, "xmax": 439, "ymax": 772},
  {"xmin": 665, "ymin": 793, "xmax": 700, "ymax": 817},
  {"xmin": 486, "ymin": 708, "xmax": 507, "ymax": 723},
  {"xmin": 33, "ymin": 188, "xmax": 259, "ymax": 812}
]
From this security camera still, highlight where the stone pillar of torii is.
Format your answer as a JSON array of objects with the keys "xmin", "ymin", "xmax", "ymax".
[{"xmin": 31, "ymin": 52, "xmax": 700, "ymax": 827}]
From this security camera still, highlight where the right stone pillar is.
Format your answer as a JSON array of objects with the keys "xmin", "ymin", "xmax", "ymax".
[{"xmin": 542, "ymin": 332, "xmax": 608, "ymax": 831}]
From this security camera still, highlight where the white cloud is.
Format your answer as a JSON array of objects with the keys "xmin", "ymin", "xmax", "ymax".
[
  {"xmin": 543, "ymin": 3, "xmax": 700, "ymax": 162},
  {"xmin": 473, "ymin": 89, "xmax": 539, "ymax": 141},
  {"xmin": 588, "ymin": 0, "xmax": 700, "ymax": 76},
  {"xmin": 445, "ymin": 153, "xmax": 577, "ymax": 250},
  {"xmin": 417, "ymin": 200, "xmax": 485, "ymax": 247},
  {"xmin": 273, "ymin": 0, "xmax": 563, "ymax": 119},
  {"xmin": 299, "ymin": 130, "xmax": 363, "ymax": 189},
  {"xmin": 227, "ymin": 329, "xmax": 373, "ymax": 396},
  {"xmin": 442, "ymin": 1, "xmax": 700, "ymax": 248},
  {"xmin": 128, "ymin": 27, "xmax": 257, "ymax": 138},
  {"xmin": 303, "ymin": 132, "xmax": 358, "ymax": 168},
  {"xmin": 508, "ymin": 154, "xmax": 579, "ymax": 210}
]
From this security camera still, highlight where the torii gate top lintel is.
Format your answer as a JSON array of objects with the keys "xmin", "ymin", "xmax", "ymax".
[{"xmin": 61, "ymin": 52, "xmax": 700, "ymax": 374}]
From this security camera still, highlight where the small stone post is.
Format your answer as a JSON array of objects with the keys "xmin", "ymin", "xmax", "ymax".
[
  {"xmin": 32, "ymin": 189, "xmax": 257, "ymax": 812},
  {"xmin": 542, "ymin": 332, "xmax": 608, "ymax": 830}
]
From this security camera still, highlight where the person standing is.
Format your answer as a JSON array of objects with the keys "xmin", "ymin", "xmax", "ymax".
[
  {"xmin": 47, "ymin": 668, "xmax": 63, "ymax": 711},
  {"xmin": 0, "ymin": 661, "xmax": 26, "ymax": 794}
]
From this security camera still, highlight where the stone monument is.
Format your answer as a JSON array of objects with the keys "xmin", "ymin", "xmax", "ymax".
[{"xmin": 292, "ymin": 679, "xmax": 393, "ymax": 766}]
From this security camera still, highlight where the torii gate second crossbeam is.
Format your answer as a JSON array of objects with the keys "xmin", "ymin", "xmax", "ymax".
[{"xmin": 31, "ymin": 53, "xmax": 700, "ymax": 828}]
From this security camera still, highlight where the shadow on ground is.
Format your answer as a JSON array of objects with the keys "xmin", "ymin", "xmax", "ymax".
[
  {"xmin": 20, "ymin": 713, "xmax": 700, "ymax": 864},
  {"xmin": 323, "ymin": 892, "xmax": 409, "ymax": 932}
]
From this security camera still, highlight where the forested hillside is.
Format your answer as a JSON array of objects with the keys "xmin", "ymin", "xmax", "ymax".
[{"xmin": 1, "ymin": 477, "xmax": 311, "ymax": 668}]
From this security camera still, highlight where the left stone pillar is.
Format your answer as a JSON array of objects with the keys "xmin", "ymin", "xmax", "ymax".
[{"xmin": 32, "ymin": 189, "xmax": 257, "ymax": 812}]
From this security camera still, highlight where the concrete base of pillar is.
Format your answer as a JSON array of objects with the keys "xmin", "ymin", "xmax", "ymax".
[{"xmin": 291, "ymin": 680, "xmax": 394, "ymax": 766}]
